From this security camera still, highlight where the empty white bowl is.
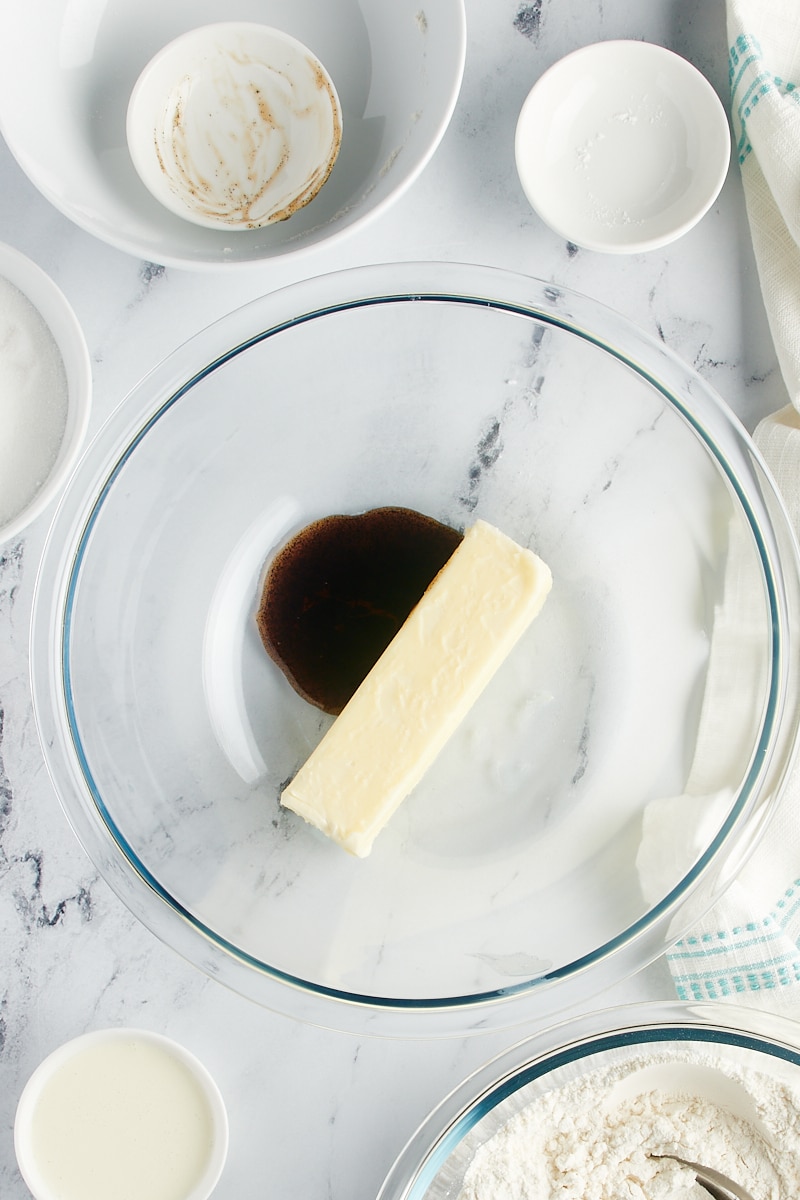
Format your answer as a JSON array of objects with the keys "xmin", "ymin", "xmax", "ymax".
[
  {"xmin": 127, "ymin": 23, "xmax": 343, "ymax": 231},
  {"xmin": 515, "ymin": 40, "xmax": 731, "ymax": 253},
  {"xmin": 0, "ymin": 242, "xmax": 91, "ymax": 544},
  {"xmin": 0, "ymin": 0, "xmax": 466, "ymax": 270},
  {"xmin": 14, "ymin": 1028, "xmax": 228, "ymax": 1200}
]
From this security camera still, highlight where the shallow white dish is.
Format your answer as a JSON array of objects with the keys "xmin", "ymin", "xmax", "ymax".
[
  {"xmin": 515, "ymin": 40, "xmax": 731, "ymax": 254},
  {"xmin": 14, "ymin": 1028, "xmax": 228, "ymax": 1200},
  {"xmin": 0, "ymin": 242, "xmax": 91, "ymax": 544},
  {"xmin": 127, "ymin": 23, "xmax": 342, "ymax": 231},
  {"xmin": 0, "ymin": 0, "xmax": 465, "ymax": 270}
]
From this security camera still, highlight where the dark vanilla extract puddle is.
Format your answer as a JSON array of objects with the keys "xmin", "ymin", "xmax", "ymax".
[{"xmin": 256, "ymin": 507, "xmax": 463, "ymax": 714}]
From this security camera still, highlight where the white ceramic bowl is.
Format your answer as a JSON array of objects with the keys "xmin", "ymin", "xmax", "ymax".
[
  {"xmin": 127, "ymin": 23, "xmax": 343, "ymax": 231},
  {"xmin": 0, "ymin": 242, "xmax": 91, "ymax": 544},
  {"xmin": 0, "ymin": 0, "xmax": 466, "ymax": 270},
  {"xmin": 14, "ymin": 1028, "xmax": 228, "ymax": 1200},
  {"xmin": 515, "ymin": 40, "xmax": 731, "ymax": 253}
]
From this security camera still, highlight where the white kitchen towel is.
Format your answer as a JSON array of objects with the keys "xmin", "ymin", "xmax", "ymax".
[{"xmin": 661, "ymin": 1, "xmax": 800, "ymax": 1015}]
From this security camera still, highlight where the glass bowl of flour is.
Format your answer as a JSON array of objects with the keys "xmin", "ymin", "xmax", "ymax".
[{"xmin": 377, "ymin": 1000, "xmax": 800, "ymax": 1199}]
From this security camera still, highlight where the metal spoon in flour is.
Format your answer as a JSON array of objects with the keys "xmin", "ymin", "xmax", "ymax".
[
  {"xmin": 650, "ymin": 1154, "xmax": 754, "ymax": 1200},
  {"xmin": 604, "ymin": 1062, "xmax": 764, "ymax": 1200}
]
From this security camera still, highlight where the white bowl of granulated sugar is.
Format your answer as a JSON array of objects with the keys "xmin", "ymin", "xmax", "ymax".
[{"xmin": 0, "ymin": 242, "xmax": 91, "ymax": 544}]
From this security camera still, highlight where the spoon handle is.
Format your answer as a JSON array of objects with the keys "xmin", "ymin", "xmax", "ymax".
[{"xmin": 649, "ymin": 1155, "xmax": 754, "ymax": 1200}]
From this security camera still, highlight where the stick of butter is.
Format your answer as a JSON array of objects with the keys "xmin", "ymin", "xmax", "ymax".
[{"xmin": 281, "ymin": 519, "xmax": 553, "ymax": 856}]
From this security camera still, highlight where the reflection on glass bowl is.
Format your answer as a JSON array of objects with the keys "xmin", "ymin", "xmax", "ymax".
[{"xmin": 30, "ymin": 262, "xmax": 800, "ymax": 1035}]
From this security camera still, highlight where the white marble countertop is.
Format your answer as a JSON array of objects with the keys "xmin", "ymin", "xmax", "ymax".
[{"xmin": 0, "ymin": 2, "xmax": 789, "ymax": 1197}]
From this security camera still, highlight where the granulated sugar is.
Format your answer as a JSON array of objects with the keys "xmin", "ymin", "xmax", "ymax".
[
  {"xmin": 0, "ymin": 274, "xmax": 68, "ymax": 527},
  {"xmin": 457, "ymin": 1049, "xmax": 800, "ymax": 1200}
]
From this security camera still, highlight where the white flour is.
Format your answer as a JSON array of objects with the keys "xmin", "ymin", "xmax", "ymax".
[{"xmin": 456, "ymin": 1049, "xmax": 800, "ymax": 1200}]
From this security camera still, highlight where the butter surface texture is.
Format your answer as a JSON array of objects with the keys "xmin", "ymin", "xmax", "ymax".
[{"xmin": 281, "ymin": 520, "xmax": 553, "ymax": 856}]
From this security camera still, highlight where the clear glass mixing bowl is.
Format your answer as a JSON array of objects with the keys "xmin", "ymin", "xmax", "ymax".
[{"xmin": 30, "ymin": 262, "xmax": 800, "ymax": 1035}]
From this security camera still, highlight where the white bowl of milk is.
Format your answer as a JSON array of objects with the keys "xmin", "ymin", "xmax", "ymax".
[{"xmin": 14, "ymin": 1028, "xmax": 229, "ymax": 1200}]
